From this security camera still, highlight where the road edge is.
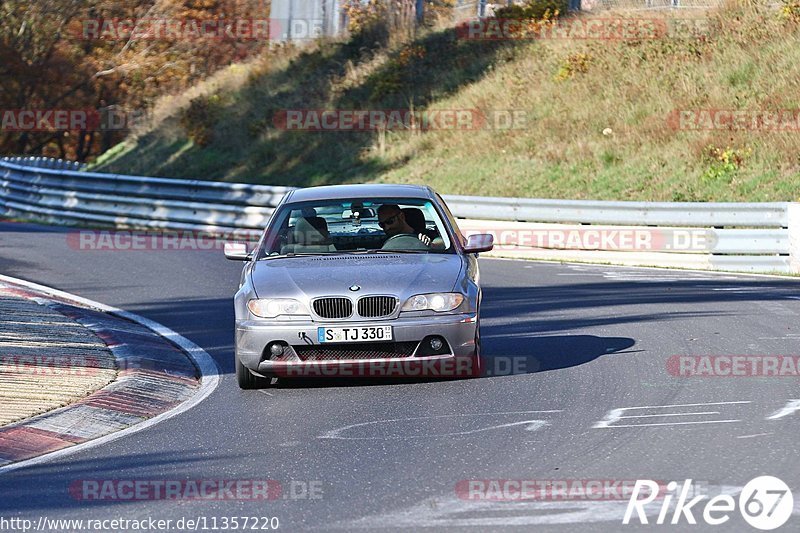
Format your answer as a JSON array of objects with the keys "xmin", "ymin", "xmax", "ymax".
[{"xmin": 0, "ymin": 274, "xmax": 220, "ymax": 475}]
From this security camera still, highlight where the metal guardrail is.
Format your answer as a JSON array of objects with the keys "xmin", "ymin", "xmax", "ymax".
[
  {"xmin": 1, "ymin": 156, "xmax": 85, "ymax": 172},
  {"xmin": 443, "ymin": 195, "xmax": 788, "ymax": 227},
  {"xmin": 1, "ymin": 157, "xmax": 798, "ymax": 274},
  {"xmin": 1, "ymin": 157, "xmax": 291, "ymax": 233}
]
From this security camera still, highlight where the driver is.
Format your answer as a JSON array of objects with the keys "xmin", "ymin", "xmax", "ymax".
[{"xmin": 377, "ymin": 204, "xmax": 431, "ymax": 246}]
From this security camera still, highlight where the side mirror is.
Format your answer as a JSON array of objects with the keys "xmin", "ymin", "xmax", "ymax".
[
  {"xmin": 463, "ymin": 233, "xmax": 494, "ymax": 254},
  {"xmin": 224, "ymin": 242, "xmax": 251, "ymax": 261}
]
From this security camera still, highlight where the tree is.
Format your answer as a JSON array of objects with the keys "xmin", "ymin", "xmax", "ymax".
[{"xmin": 0, "ymin": 0, "xmax": 271, "ymax": 160}]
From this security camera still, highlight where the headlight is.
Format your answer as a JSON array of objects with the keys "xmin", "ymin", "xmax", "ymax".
[
  {"xmin": 247, "ymin": 298, "xmax": 308, "ymax": 318},
  {"xmin": 401, "ymin": 293, "xmax": 465, "ymax": 313}
]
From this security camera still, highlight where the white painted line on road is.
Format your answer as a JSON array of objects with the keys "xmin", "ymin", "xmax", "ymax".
[
  {"xmin": 599, "ymin": 420, "xmax": 741, "ymax": 428},
  {"xmin": 613, "ymin": 401, "xmax": 750, "ymax": 409},
  {"xmin": 0, "ymin": 274, "xmax": 220, "ymax": 475},
  {"xmin": 616, "ymin": 411, "xmax": 720, "ymax": 419},
  {"xmin": 736, "ymin": 433, "xmax": 773, "ymax": 439},
  {"xmin": 594, "ymin": 401, "xmax": 751, "ymax": 429},
  {"xmin": 767, "ymin": 399, "xmax": 800, "ymax": 420},
  {"xmin": 319, "ymin": 411, "xmax": 562, "ymax": 440}
]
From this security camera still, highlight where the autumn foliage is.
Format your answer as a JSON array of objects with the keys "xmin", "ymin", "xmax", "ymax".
[{"xmin": 0, "ymin": 0, "xmax": 271, "ymax": 161}]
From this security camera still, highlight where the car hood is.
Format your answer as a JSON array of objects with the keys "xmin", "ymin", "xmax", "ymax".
[{"xmin": 250, "ymin": 254, "xmax": 464, "ymax": 300}]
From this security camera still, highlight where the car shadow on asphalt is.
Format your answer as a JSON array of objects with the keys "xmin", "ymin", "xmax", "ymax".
[
  {"xmin": 267, "ymin": 333, "xmax": 635, "ymax": 389},
  {"xmin": 480, "ymin": 334, "xmax": 637, "ymax": 376}
]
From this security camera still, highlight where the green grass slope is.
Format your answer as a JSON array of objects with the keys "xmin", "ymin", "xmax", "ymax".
[{"xmin": 92, "ymin": 4, "xmax": 800, "ymax": 201}]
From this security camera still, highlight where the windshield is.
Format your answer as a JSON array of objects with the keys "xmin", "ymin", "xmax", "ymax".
[{"xmin": 258, "ymin": 197, "xmax": 454, "ymax": 258}]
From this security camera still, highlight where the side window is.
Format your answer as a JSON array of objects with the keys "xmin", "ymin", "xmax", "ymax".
[
  {"xmin": 435, "ymin": 193, "xmax": 465, "ymax": 246},
  {"xmin": 259, "ymin": 208, "xmax": 291, "ymax": 257},
  {"xmin": 419, "ymin": 202, "xmax": 451, "ymax": 250}
]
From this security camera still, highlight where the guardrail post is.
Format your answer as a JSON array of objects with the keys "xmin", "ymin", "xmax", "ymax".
[{"xmin": 789, "ymin": 202, "xmax": 800, "ymax": 274}]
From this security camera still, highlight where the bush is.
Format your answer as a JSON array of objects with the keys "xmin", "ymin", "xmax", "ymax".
[
  {"xmin": 780, "ymin": 0, "xmax": 800, "ymax": 22},
  {"xmin": 701, "ymin": 145, "xmax": 750, "ymax": 183},
  {"xmin": 554, "ymin": 52, "xmax": 592, "ymax": 81},
  {"xmin": 180, "ymin": 94, "xmax": 225, "ymax": 147},
  {"xmin": 343, "ymin": 0, "xmax": 390, "ymax": 33},
  {"xmin": 494, "ymin": 0, "xmax": 569, "ymax": 21}
]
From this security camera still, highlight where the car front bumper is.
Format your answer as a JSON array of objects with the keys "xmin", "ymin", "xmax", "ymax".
[{"xmin": 235, "ymin": 313, "xmax": 478, "ymax": 378}]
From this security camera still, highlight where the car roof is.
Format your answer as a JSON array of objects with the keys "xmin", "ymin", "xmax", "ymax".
[{"xmin": 284, "ymin": 184, "xmax": 436, "ymax": 204}]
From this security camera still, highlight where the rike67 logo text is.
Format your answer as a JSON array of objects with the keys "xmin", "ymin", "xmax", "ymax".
[{"xmin": 624, "ymin": 477, "xmax": 793, "ymax": 530}]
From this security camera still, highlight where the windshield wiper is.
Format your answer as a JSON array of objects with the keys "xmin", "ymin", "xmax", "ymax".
[
  {"xmin": 321, "ymin": 249, "xmax": 426, "ymax": 255},
  {"xmin": 365, "ymin": 249, "xmax": 428, "ymax": 254},
  {"xmin": 259, "ymin": 252, "xmax": 326, "ymax": 260},
  {"xmin": 259, "ymin": 250, "xmax": 429, "ymax": 259}
]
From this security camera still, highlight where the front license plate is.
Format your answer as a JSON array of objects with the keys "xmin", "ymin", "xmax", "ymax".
[{"xmin": 318, "ymin": 326, "xmax": 393, "ymax": 343}]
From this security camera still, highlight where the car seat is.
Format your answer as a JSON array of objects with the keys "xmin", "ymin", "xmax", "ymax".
[
  {"xmin": 281, "ymin": 217, "xmax": 337, "ymax": 253},
  {"xmin": 402, "ymin": 208, "xmax": 437, "ymax": 239}
]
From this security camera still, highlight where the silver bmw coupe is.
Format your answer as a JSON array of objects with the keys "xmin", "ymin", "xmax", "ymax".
[{"xmin": 225, "ymin": 184, "xmax": 494, "ymax": 388}]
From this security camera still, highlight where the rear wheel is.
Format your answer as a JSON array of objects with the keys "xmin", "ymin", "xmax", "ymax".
[{"xmin": 236, "ymin": 356, "xmax": 274, "ymax": 389}]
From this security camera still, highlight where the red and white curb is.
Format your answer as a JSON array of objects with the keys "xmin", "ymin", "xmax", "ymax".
[{"xmin": 0, "ymin": 275, "xmax": 219, "ymax": 474}]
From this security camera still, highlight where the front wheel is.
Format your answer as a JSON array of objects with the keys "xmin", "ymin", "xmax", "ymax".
[
  {"xmin": 236, "ymin": 356, "xmax": 274, "ymax": 389},
  {"xmin": 471, "ymin": 320, "xmax": 483, "ymax": 378}
]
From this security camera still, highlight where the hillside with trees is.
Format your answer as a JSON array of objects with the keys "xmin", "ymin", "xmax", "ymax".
[
  {"xmin": 1, "ymin": 0, "xmax": 271, "ymax": 160},
  {"xmin": 4, "ymin": 1, "xmax": 800, "ymax": 201}
]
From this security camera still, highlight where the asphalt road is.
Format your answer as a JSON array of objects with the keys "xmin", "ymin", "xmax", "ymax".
[{"xmin": 1, "ymin": 220, "xmax": 799, "ymax": 532}]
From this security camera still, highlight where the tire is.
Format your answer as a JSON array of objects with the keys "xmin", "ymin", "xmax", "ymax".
[
  {"xmin": 471, "ymin": 318, "xmax": 483, "ymax": 378},
  {"xmin": 236, "ymin": 356, "xmax": 273, "ymax": 389},
  {"xmin": 471, "ymin": 320, "xmax": 483, "ymax": 379}
]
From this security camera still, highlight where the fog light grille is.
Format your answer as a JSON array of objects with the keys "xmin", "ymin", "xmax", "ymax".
[{"xmin": 294, "ymin": 342, "xmax": 418, "ymax": 361}]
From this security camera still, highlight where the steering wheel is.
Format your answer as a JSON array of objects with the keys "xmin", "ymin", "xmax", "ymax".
[{"xmin": 381, "ymin": 233, "xmax": 429, "ymax": 250}]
